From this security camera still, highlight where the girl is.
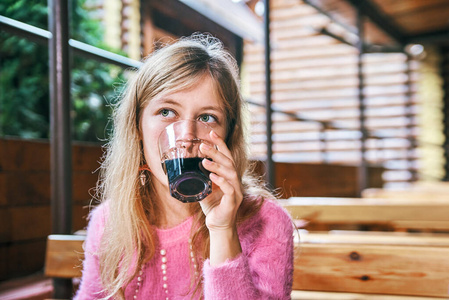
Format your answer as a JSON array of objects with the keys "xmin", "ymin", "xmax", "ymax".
[{"xmin": 75, "ymin": 34, "xmax": 294, "ymax": 300}]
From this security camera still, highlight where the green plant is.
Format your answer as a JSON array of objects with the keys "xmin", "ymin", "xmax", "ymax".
[{"xmin": 0, "ymin": 0, "xmax": 127, "ymax": 142}]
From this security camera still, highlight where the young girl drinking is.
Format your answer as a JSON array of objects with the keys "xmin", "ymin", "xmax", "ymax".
[{"xmin": 75, "ymin": 34, "xmax": 294, "ymax": 300}]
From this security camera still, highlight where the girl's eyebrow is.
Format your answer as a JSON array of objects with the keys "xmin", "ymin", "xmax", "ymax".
[
  {"xmin": 201, "ymin": 105, "xmax": 225, "ymax": 114},
  {"xmin": 152, "ymin": 98, "xmax": 181, "ymax": 106}
]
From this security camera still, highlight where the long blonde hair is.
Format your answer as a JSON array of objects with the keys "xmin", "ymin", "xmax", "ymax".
[{"xmin": 96, "ymin": 34, "xmax": 274, "ymax": 299}]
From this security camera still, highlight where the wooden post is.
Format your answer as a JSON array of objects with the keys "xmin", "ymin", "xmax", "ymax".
[
  {"xmin": 264, "ymin": 0, "xmax": 275, "ymax": 188},
  {"xmin": 356, "ymin": 9, "xmax": 368, "ymax": 196},
  {"xmin": 49, "ymin": 0, "xmax": 73, "ymax": 297}
]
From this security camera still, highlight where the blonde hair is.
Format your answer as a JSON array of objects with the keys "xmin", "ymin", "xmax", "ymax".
[{"xmin": 96, "ymin": 34, "xmax": 274, "ymax": 299}]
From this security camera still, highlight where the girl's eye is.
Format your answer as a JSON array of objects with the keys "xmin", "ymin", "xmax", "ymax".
[
  {"xmin": 199, "ymin": 114, "xmax": 216, "ymax": 123},
  {"xmin": 160, "ymin": 109, "xmax": 175, "ymax": 118}
]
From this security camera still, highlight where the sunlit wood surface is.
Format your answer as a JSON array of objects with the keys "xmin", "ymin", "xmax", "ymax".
[
  {"xmin": 292, "ymin": 290, "xmax": 445, "ymax": 300},
  {"xmin": 44, "ymin": 231, "xmax": 449, "ymax": 298},
  {"xmin": 44, "ymin": 234, "xmax": 85, "ymax": 278},
  {"xmin": 280, "ymin": 197, "xmax": 449, "ymax": 222},
  {"xmin": 294, "ymin": 231, "xmax": 449, "ymax": 298}
]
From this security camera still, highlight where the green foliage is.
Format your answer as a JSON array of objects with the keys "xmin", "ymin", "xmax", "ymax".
[
  {"xmin": 0, "ymin": 0, "xmax": 127, "ymax": 142},
  {"xmin": 0, "ymin": 0, "xmax": 49, "ymax": 138}
]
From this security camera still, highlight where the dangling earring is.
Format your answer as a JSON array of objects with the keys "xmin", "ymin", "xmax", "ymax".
[{"xmin": 139, "ymin": 164, "xmax": 151, "ymax": 186}]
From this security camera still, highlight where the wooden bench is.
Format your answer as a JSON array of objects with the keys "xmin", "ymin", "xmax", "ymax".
[
  {"xmin": 0, "ymin": 234, "xmax": 86, "ymax": 300},
  {"xmin": 279, "ymin": 197, "xmax": 449, "ymax": 232},
  {"xmin": 362, "ymin": 185, "xmax": 449, "ymax": 232},
  {"xmin": 44, "ymin": 234, "xmax": 85, "ymax": 279},
  {"xmin": 292, "ymin": 231, "xmax": 449, "ymax": 299},
  {"xmin": 45, "ymin": 231, "xmax": 449, "ymax": 299}
]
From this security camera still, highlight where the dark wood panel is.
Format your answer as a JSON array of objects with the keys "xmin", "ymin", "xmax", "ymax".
[
  {"xmin": 372, "ymin": 0, "xmax": 449, "ymax": 15},
  {"xmin": 393, "ymin": 6, "xmax": 449, "ymax": 35}
]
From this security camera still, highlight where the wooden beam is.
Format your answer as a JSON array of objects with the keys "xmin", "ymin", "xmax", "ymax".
[
  {"xmin": 346, "ymin": 0, "xmax": 406, "ymax": 44},
  {"xmin": 292, "ymin": 290, "xmax": 442, "ymax": 300}
]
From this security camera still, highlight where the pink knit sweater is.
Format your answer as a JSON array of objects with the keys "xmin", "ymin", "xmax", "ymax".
[{"xmin": 74, "ymin": 198, "xmax": 294, "ymax": 299}]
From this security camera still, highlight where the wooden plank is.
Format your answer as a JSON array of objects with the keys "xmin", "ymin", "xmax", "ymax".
[
  {"xmin": 0, "ymin": 139, "xmax": 49, "ymax": 172},
  {"xmin": 10, "ymin": 206, "xmax": 51, "ymax": 242},
  {"xmin": 291, "ymin": 290, "xmax": 443, "ymax": 299},
  {"xmin": 294, "ymin": 241, "xmax": 449, "ymax": 297},
  {"xmin": 4, "ymin": 172, "xmax": 50, "ymax": 206},
  {"xmin": 44, "ymin": 235, "xmax": 85, "ymax": 278},
  {"xmin": 392, "ymin": 221, "xmax": 449, "ymax": 232},
  {"xmin": 299, "ymin": 231, "xmax": 449, "ymax": 247},
  {"xmin": 5, "ymin": 240, "xmax": 47, "ymax": 279},
  {"xmin": 280, "ymin": 197, "xmax": 449, "ymax": 224},
  {"xmin": 46, "ymin": 231, "xmax": 449, "ymax": 298},
  {"xmin": 395, "ymin": 7, "xmax": 449, "ymax": 35},
  {"xmin": 72, "ymin": 143, "xmax": 103, "ymax": 172},
  {"xmin": 72, "ymin": 171, "xmax": 99, "ymax": 204},
  {"xmin": 0, "ymin": 174, "xmax": 6, "ymax": 207},
  {"xmin": 371, "ymin": 0, "xmax": 448, "ymax": 15},
  {"xmin": 362, "ymin": 188, "xmax": 449, "ymax": 201},
  {"xmin": 249, "ymin": 76, "xmax": 417, "ymax": 94}
]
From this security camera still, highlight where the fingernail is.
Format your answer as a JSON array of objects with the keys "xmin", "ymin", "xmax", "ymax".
[{"xmin": 201, "ymin": 143, "xmax": 211, "ymax": 150}]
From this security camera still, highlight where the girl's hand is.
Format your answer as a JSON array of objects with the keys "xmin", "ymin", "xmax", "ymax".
[
  {"xmin": 199, "ymin": 130, "xmax": 243, "ymax": 232},
  {"xmin": 199, "ymin": 130, "xmax": 243, "ymax": 266}
]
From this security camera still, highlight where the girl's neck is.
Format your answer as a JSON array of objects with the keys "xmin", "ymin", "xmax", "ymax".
[
  {"xmin": 157, "ymin": 198, "xmax": 193, "ymax": 229},
  {"xmin": 150, "ymin": 181, "xmax": 194, "ymax": 229}
]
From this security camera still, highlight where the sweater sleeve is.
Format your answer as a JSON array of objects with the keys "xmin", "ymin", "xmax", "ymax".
[
  {"xmin": 202, "ymin": 199, "xmax": 294, "ymax": 300},
  {"xmin": 73, "ymin": 204, "xmax": 107, "ymax": 300}
]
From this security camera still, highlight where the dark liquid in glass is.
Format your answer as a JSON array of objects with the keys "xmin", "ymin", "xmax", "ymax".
[{"xmin": 162, "ymin": 157, "xmax": 212, "ymax": 203}]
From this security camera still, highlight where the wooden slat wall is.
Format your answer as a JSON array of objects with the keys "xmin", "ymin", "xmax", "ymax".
[
  {"xmin": 0, "ymin": 138, "xmax": 99, "ymax": 280},
  {"xmin": 243, "ymin": 0, "xmax": 420, "ymax": 187}
]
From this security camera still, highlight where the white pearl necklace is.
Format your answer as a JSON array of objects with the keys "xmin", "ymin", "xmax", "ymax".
[
  {"xmin": 132, "ymin": 239, "xmax": 196, "ymax": 300},
  {"xmin": 133, "ymin": 269, "xmax": 143, "ymax": 299}
]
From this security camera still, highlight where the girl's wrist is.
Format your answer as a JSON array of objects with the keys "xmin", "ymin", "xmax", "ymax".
[
  {"xmin": 208, "ymin": 226, "xmax": 242, "ymax": 266},
  {"xmin": 208, "ymin": 225, "xmax": 238, "ymax": 239}
]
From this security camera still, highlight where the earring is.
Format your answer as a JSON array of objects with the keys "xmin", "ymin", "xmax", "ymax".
[{"xmin": 139, "ymin": 164, "xmax": 151, "ymax": 186}]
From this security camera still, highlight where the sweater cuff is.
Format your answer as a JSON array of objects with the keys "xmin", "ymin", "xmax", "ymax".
[{"xmin": 203, "ymin": 253, "xmax": 257, "ymax": 298}]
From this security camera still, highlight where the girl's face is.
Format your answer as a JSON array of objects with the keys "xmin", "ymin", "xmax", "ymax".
[{"xmin": 140, "ymin": 75, "xmax": 228, "ymax": 194}]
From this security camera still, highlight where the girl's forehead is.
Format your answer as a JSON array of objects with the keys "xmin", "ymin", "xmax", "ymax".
[{"xmin": 150, "ymin": 76, "xmax": 226, "ymax": 108}]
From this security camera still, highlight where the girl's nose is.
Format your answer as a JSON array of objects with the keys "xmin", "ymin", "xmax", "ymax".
[
  {"xmin": 175, "ymin": 120, "xmax": 199, "ymax": 152},
  {"xmin": 179, "ymin": 120, "xmax": 197, "ymax": 140}
]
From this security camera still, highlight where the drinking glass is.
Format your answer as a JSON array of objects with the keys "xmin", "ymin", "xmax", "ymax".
[{"xmin": 158, "ymin": 120, "xmax": 214, "ymax": 203}]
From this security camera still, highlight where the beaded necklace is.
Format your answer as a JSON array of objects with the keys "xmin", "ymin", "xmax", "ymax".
[{"xmin": 132, "ymin": 239, "xmax": 197, "ymax": 299}]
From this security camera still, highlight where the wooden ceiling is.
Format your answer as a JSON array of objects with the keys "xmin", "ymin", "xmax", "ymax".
[
  {"xmin": 370, "ymin": 0, "xmax": 449, "ymax": 36},
  {"xmin": 310, "ymin": 0, "xmax": 449, "ymax": 46}
]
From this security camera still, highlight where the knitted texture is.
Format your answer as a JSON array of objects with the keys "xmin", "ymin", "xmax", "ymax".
[{"xmin": 74, "ymin": 198, "xmax": 294, "ymax": 299}]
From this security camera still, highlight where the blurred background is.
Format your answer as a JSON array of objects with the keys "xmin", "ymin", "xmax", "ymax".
[{"xmin": 1, "ymin": 0, "xmax": 448, "ymax": 293}]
